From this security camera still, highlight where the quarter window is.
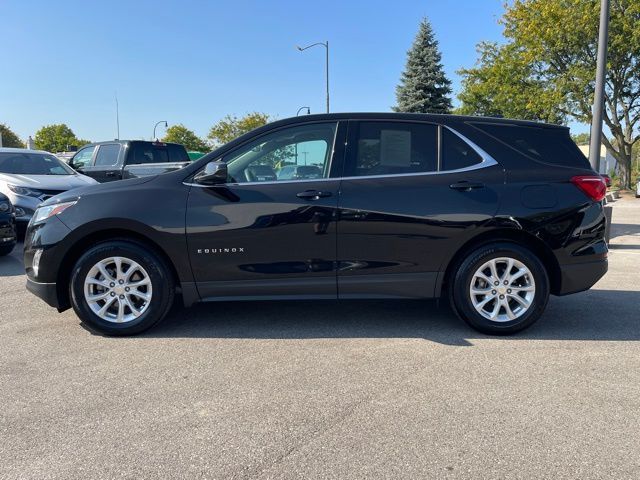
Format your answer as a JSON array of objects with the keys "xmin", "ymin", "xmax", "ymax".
[
  {"xmin": 350, "ymin": 122, "xmax": 438, "ymax": 176},
  {"xmin": 441, "ymin": 128, "xmax": 482, "ymax": 170},
  {"xmin": 224, "ymin": 123, "xmax": 337, "ymax": 183}
]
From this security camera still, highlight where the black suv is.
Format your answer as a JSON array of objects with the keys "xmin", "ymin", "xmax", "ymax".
[{"xmin": 24, "ymin": 113, "xmax": 608, "ymax": 335}]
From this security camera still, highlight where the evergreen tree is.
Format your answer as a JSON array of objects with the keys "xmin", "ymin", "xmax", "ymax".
[{"xmin": 394, "ymin": 18, "xmax": 452, "ymax": 114}]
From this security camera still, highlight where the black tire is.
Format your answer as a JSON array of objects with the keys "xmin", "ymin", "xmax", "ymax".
[
  {"xmin": 0, "ymin": 244, "xmax": 15, "ymax": 256},
  {"xmin": 69, "ymin": 240, "xmax": 175, "ymax": 335},
  {"xmin": 449, "ymin": 242, "xmax": 549, "ymax": 335}
]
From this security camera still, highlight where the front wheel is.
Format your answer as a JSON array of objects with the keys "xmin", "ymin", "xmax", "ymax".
[
  {"xmin": 449, "ymin": 242, "xmax": 549, "ymax": 335},
  {"xmin": 70, "ymin": 240, "xmax": 175, "ymax": 335}
]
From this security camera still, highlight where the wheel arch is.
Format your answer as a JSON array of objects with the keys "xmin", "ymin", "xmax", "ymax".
[
  {"xmin": 55, "ymin": 228, "xmax": 182, "ymax": 311},
  {"xmin": 438, "ymin": 228, "xmax": 561, "ymax": 298}
]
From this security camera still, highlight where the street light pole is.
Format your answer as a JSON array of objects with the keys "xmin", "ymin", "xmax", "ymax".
[
  {"xmin": 588, "ymin": 0, "xmax": 610, "ymax": 173},
  {"xmin": 296, "ymin": 41, "xmax": 330, "ymax": 113},
  {"xmin": 115, "ymin": 93, "xmax": 120, "ymax": 141},
  {"xmin": 153, "ymin": 121, "xmax": 168, "ymax": 140},
  {"xmin": 296, "ymin": 106, "xmax": 311, "ymax": 116}
]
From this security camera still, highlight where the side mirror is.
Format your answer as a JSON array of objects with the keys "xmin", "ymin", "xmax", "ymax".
[{"xmin": 194, "ymin": 161, "xmax": 227, "ymax": 185}]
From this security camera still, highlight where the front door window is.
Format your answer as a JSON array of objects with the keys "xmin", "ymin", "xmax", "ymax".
[{"xmin": 223, "ymin": 123, "xmax": 337, "ymax": 183}]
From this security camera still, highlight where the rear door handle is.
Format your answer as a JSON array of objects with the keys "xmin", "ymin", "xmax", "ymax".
[
  {"xmin": 449, "ymin": 181, "xmax": 484, "ymax": 191},
  {"xmin": 296, "ymin": 190, "xmax": 332, "ymax": 200}
]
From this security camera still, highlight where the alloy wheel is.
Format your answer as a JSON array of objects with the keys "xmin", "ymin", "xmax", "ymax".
[
  {"xmin": 469, "ymin": 256, "xmax": 536, "ymax": 323},
  {"xmin": 83, "ymin": 256, "xmax": 153, "ymax": 323}
]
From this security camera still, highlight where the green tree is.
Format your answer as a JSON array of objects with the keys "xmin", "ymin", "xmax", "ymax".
[
  {"xmin": 162, "ymin": 124, "xmax": 210, "ymax": 152},
  {"xmin": 0, "ymin": 124, "xmax": 24, "ymax": 148},
  {"xmin": 457, "ymin": 0, "xmax": 640, "ymax": 189},
  {"xmin": 572, "ymin": 132, "xmax": 591, "ymax": 145},
  {"xmin": 393, "ymin": 18, "xmax": 452, "ymax": 113},
  {"xmin": 34, "ymin": 124, "xmax": 89, "ymax": 152},
  {"xmin": 207, "ymin": 112, "xmax": 271, "ymax": 146}
]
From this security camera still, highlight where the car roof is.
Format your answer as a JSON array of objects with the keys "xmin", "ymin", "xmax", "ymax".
[
  {"xmin": 0, "ymin": 147, "xmax": 53, "ymax": 155},
  {"xmin": 271, "ymin": 112, "xmax": 567, "ymax": 130}
]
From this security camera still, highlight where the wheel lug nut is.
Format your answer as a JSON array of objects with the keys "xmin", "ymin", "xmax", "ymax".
[
  {"xmin": 119, "ymin": 280, "xmax": 124, "ymax": 284},
  {"xmin": 507, "ymin": 289, "xmax": 512, "ymax": 294},
  {"xmin": 110, "ymin": 282, "xmax": 115, "ymax": 287},
  {"xmin": 125, "ymin": 287, "xmax": 130, "ymax": 292},
  {"xmin": 499, "ymin": 294, "xmax": 505, "ymax": 299},
  {"xmin": 119, "ymin": 294, "xmax": 124, "ymax": 299},
  {"xmin": 494, "ymin": 281, "xmax": 499, "ymax": 286},
  {"xmin": 504, "ymin": 280, "xmax": 508, "ymax": 285},
  {"xmin": 110, "ymin": 292, "xmax": 116, "ymax": 297},
  {"xmin": 492, "ymin": 290, "xmax": 497, "ymax": 295}
]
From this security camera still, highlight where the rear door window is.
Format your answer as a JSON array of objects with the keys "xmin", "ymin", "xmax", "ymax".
[
  {"xmin": 94, "ymin": 144, "xmax": 121, "ymax": 166},
  {"xmin": 471, "ymin": 123, "xmax": 590, "ymax": 168},
  {"xmin": 348, "ymin": 122, "xmax": 438, "ymax": 177}
]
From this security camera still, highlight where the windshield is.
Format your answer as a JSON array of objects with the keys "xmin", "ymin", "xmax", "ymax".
[{"xmin": 0, "ymin": 152, "xmax": 76, "ymax": 175}]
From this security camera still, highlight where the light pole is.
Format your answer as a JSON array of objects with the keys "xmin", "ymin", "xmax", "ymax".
[
  {"xmin": 296, "ymin": 41, "xmax": 329, "ymax": 113},
  {"xmin": 115, "ymin": 93, "xmax": 120, "ymax": 141},
  {"xmin": 153, "ymin": 120, "xmax": 168, "ymax": 140},
  {"xmin": 588, "ymin": 0, "xmax": 610, "ymax": 173},
  {"xmin": 297, "ymin": 106, "xmax": 311, "ymax": 116}
]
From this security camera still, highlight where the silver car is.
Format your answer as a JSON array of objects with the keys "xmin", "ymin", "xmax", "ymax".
[{"xmin": 0, "ymin": 148, "xmax": 98, "ymax": 232}]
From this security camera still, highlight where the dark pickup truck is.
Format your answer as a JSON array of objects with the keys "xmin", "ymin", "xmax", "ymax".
[{"xmin": 68, "ymin": 140, "xmax": 190, "ymax": 182}]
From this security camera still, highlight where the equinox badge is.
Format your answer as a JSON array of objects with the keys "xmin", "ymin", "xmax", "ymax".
[{"xmin": 197, "ymin": 248, "xmax": 245, "ymax": 254}]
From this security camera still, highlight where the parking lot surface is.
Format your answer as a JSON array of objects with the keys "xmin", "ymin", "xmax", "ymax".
[{"xmin": 1, "ymin": 197, "xmax": 639, "ymax": 479}]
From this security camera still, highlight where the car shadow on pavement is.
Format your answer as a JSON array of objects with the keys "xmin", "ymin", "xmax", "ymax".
[
  {"xmin": 609, "ymin": 223, "xmax": 640, "ymax": 239},
  {"xmin": 143, "ymin": 289, "xmax": 640, "ymax": 346},
  {"xmin": 0, "ymin": 247, "xmax": 24, "ymax": 277}
]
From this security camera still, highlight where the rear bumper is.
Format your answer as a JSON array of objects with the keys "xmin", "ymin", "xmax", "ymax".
[
  {"xmin": 557, "ymin": 258, "xmax": 608, "ymax": 296},
  {"xmin": 25, "ymin": 278, "xmax": 60, "ymax": 309}
]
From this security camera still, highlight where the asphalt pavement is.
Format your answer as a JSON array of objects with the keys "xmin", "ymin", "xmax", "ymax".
[{"xmin": 1, "ymin": 197, "xmax": 639, "ymax": 479}]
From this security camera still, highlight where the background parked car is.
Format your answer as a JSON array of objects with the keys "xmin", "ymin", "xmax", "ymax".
[
  {"xmin": 0, "ymin": 192, "xmax": 17, "ymax": 256},
  {"xmin": 69, "ymin": 140, "xmax": 190, "ymax": 182},
  {"xmin": 0, "ymin": 148, "xmax": 98, "ymax": 235},
  {"xmin": 277, "ymin": 165, "xmax": 323, "ymax": 180}
]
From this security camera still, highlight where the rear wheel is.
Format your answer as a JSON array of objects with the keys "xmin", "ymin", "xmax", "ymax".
[
  {"xmin": 70, "ymin": 240, "xmax": 175, "ymax": 335},
  {"xmin": 449, "ymin": 242, "xmax": 549, "ymax": 335}
]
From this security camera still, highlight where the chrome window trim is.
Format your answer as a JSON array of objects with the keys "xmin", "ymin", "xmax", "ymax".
[
  {"xmin": 442, "ymin": 125, "xmax": 496, "ymax": 168},
  {"xmin": 184, "ymin": 124, "xmax": 498, "ymax": 188}
]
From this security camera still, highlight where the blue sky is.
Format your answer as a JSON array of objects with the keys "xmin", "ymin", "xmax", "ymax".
[{"xmin": 0, "ymin": 0, "xmax": 585, "ymax": 143}]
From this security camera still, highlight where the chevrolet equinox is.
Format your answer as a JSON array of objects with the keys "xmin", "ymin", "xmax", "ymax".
[{"xmin": 24, "ymin": 113, "xmax": 608, "ymax": 335}]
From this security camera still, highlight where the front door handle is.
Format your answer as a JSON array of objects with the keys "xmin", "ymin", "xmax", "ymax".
[
  {"xmin": 449, "ymin": 181, "xmax": 484, "ymax": 191},
  {"xmin": 296, "ymin": 190, "xmax": 332, "ymax": 200},
  {"xmin": 105, "ymin": 171, "xmax": 117, "ymax": 177}
]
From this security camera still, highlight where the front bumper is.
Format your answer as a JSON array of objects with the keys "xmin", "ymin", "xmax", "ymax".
[
  {"xmin": 557, "ymin": 258, "xmax": 608, "ymax": 296},
  {"xmin": 26, "ymin": 277, "xmax": 60, "ymax": 309}
]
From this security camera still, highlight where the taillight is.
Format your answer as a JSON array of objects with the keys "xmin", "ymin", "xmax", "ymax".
[{"xmin": 570, "ymin": 175, "xmax": 607, "ymax": 202}]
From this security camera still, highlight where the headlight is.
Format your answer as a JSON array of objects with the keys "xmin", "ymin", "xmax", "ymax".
[
  {"xmin": 32, "ymin": 201, "xmax": 77, "ymax": 224},
  {"xmin": 7, "ymin": 184, "xmax": 41, "ymax": 197},
  {"xmin": 0, "ymin": 202, "xmax": 10, "ymax": 213}
]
